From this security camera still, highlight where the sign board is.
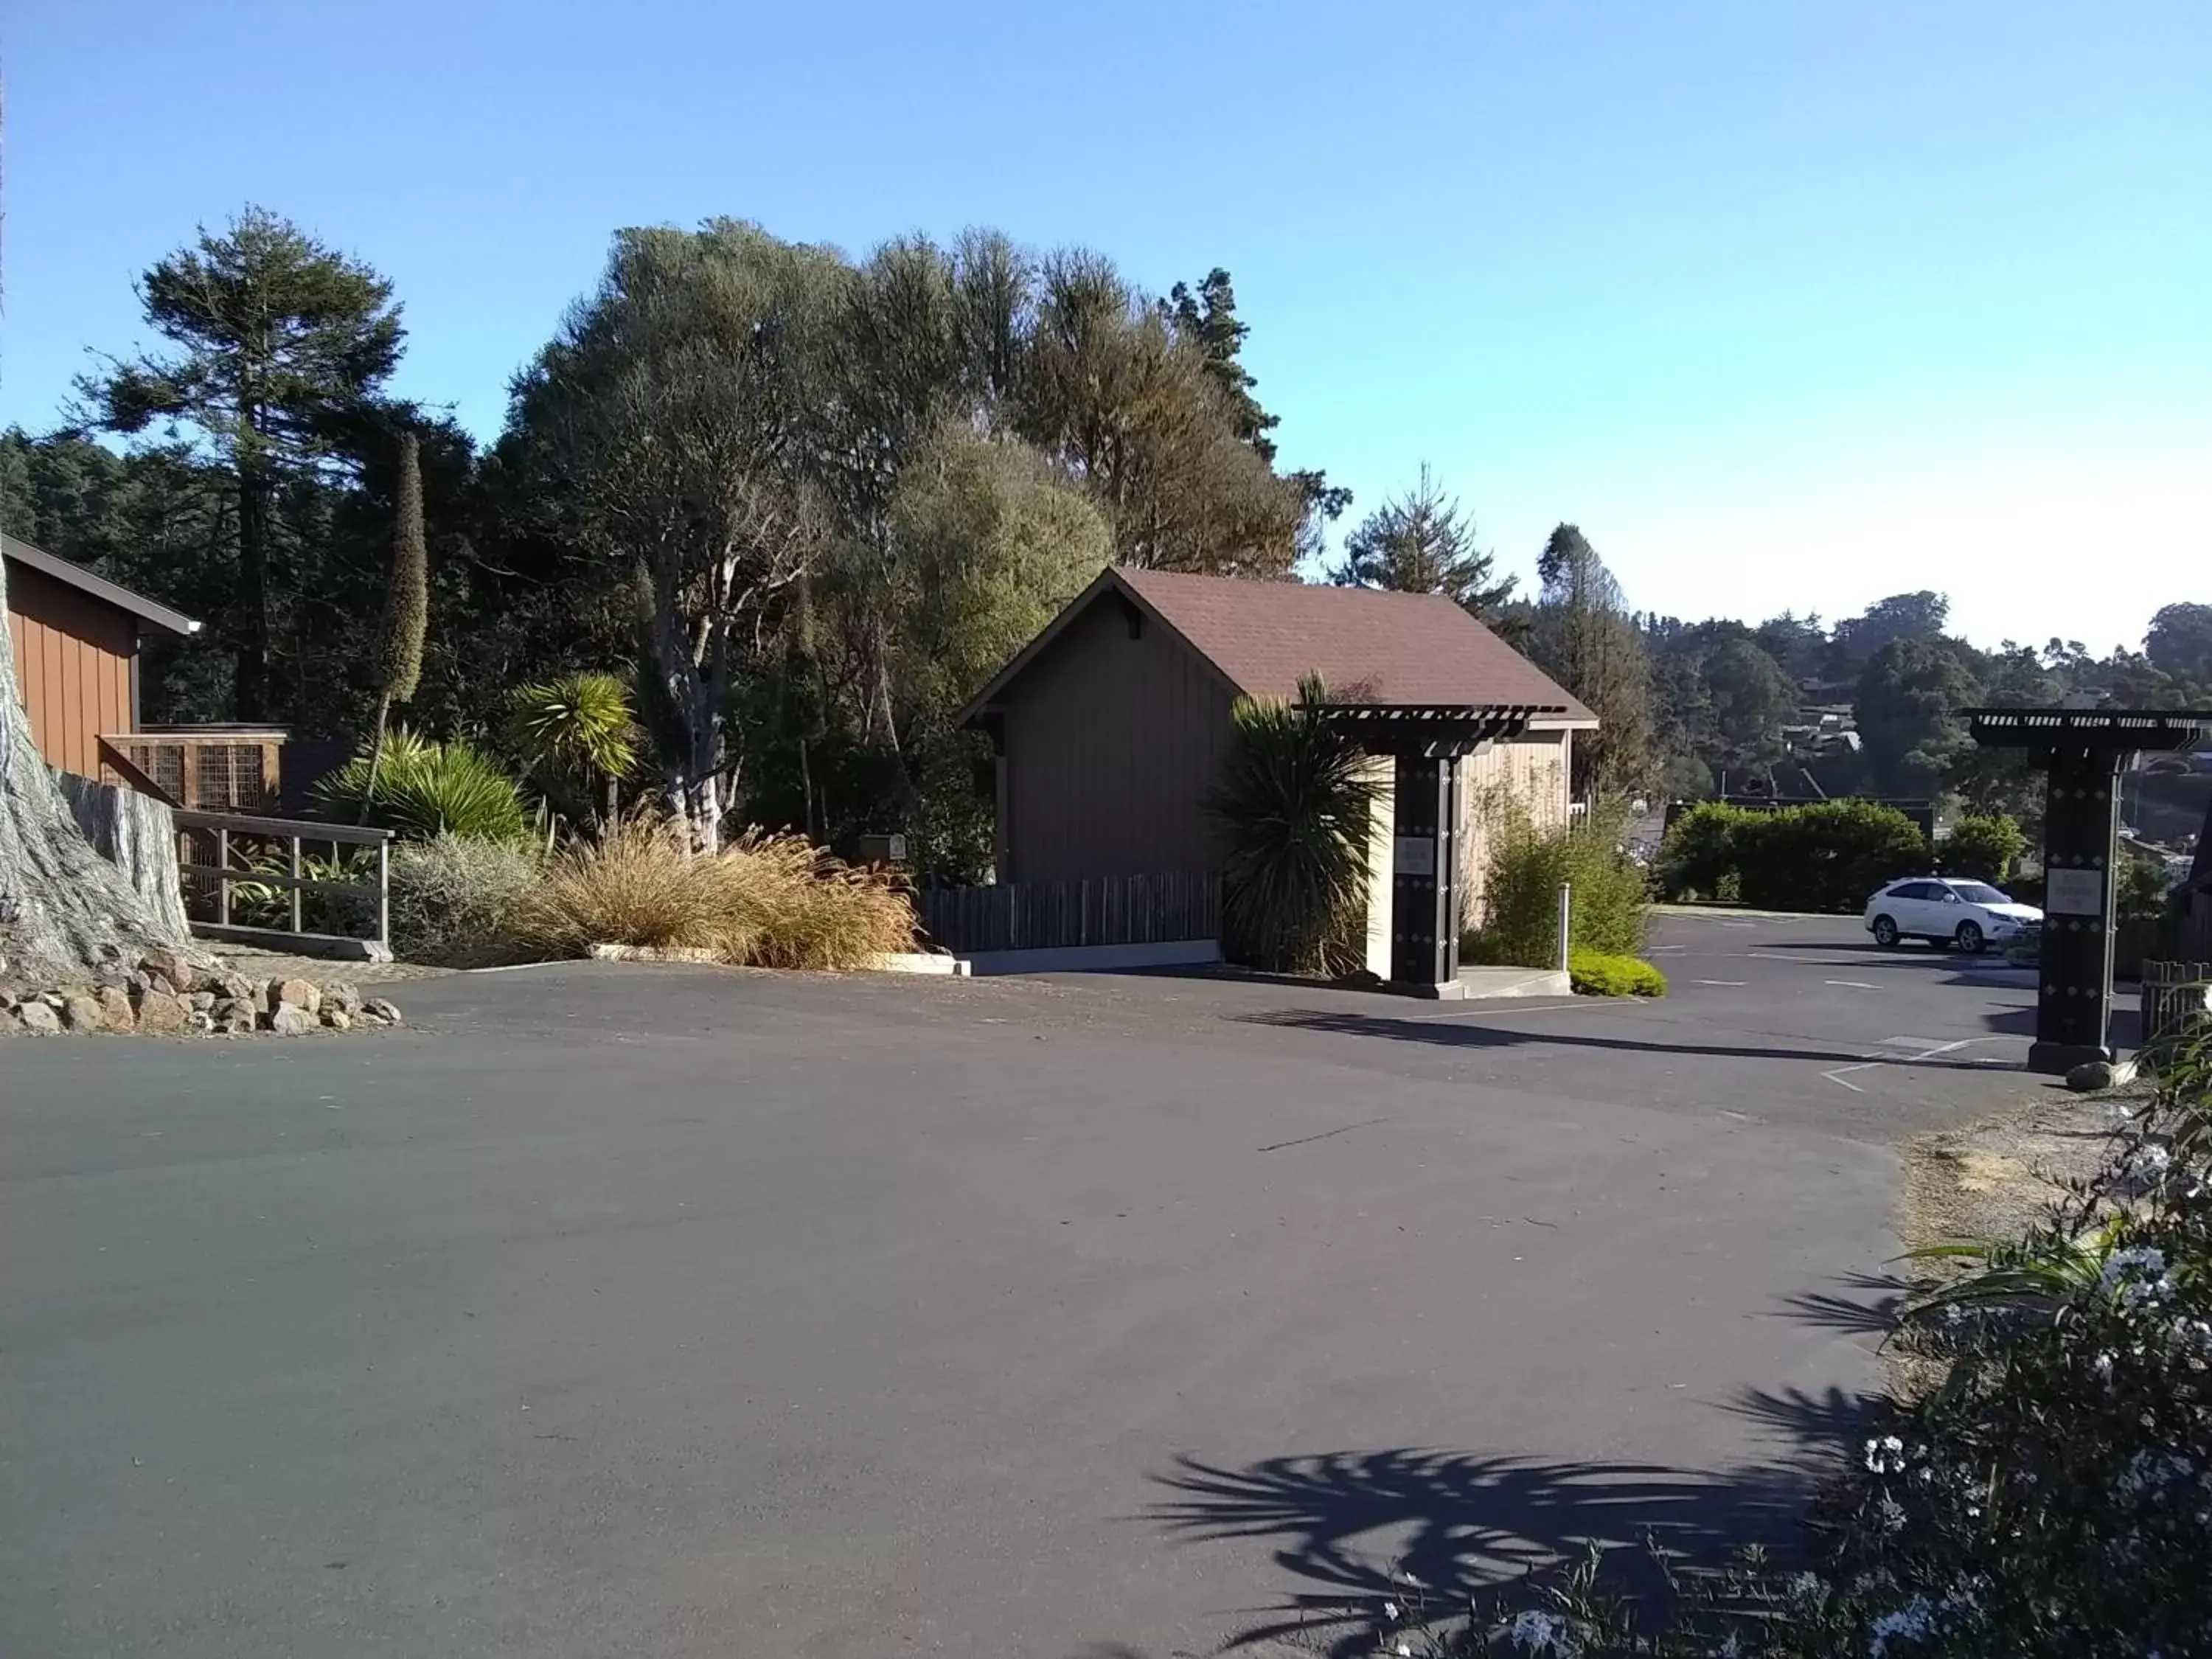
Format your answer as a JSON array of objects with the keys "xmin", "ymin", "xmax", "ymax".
[
  {"xmin": 2045, "ymin": 867, "xmax": 2105, "ymax": 917},
  {"xmin": 1392, "ymin": 835, "xmax": 1436, "ymax": 877}
]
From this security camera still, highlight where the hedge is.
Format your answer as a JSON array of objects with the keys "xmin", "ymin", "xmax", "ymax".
[
  {"xmin": 1568, "ymin": 949, "xmax": 1667, "ymax": 998},
  {"xmin": 1658, "ymin": 799, "xmax": 1929, "ymax": 913}
]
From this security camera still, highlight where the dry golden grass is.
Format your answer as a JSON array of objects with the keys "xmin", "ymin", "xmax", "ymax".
[{"xmin": 509, "ymin": 818, "xmax": 917, "ymax": 970}]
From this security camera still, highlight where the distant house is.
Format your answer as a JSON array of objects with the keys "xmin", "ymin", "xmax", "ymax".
[
  {"xmin": 4, "ymin": 532, "xmax": 284, "ymax": 811},
  {"xmin": 958, "ymin": 567, "xmax": 1594, "ymax": 936}
]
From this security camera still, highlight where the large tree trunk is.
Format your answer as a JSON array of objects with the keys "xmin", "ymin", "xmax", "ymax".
[
  {"xmin": 0, "ymin": 556, "xmax": 200, "ymax": 984},
  {"xmin": 55, "ymin": 773, "xmax": 192, "ymax": 938},
  {"xmin": 234, "ymin": 462, "xmax": 271, "ymax": 721}
]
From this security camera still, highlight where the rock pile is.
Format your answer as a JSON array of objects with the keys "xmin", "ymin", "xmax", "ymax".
[{"xmin": 0, "ymin": 951, "xmax": 402, "ymax": 1038}]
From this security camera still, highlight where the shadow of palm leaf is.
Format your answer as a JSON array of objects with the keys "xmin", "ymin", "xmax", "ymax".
[{"xmin": 1149, "ymin": 1448, "xmax": 1810, "ymax": 1655}]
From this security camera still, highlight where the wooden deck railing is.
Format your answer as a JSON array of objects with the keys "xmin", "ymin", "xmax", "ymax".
[
  {"xmin": 102, "ymin": 727, "xmax": 288, "ymax": 813},
  {"xmin": 915, "ymin": 871, "xmax": 1220, "ymax": 955},
  {"xmin": 173, "ymin": 808, "xmax": 393, "ymax": 955}
]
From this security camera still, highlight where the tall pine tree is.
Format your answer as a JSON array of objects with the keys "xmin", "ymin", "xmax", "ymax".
[
  {"xmin": 358, "ymin": 429, "xmax": 429, "ymax": 816},
  {"xmin": 1327, "ymin": 465, "xmax": 1517, "ymax": 622},
  {"xmin": 77, "ymin": 208, "xmax": 403, "ymax": 721}
]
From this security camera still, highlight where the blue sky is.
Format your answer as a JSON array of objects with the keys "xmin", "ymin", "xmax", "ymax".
[{"xmin": 5, "ymin": 1, "xmax": 2207, "ymax": 651}]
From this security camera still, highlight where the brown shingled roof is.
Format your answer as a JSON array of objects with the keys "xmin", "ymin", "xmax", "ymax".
[
  {"xmin": 1114, "ymin": 567, "xmax": 1594, "ymax": 720},
  {"xmin": 961, "ymin": 567, "xmax": 1595, "ymax": 727}
]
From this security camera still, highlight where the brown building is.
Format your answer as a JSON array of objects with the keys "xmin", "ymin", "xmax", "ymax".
[
  {"xmin": 959, "ymin": 567, "xmax": 1595, "ymax": 923},
  {"xmin": 3, "ymin": 533, "xmax": 289, "ymax": 811},
  {"xmin": 4, "ymin": 532, "xmax": 201, "ymax": 779}
]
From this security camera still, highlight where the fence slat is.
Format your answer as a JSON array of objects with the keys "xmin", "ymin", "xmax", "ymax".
[{"xmin": 916, "ymin": 872, "xmax": 1221, "ymax": 955}]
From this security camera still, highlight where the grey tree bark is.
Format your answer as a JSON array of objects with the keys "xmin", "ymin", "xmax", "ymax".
[
  {"xmin": 55, "ymin": 773, "xmax": 191, "ymax": 937},
  {"xmin": 0, "ymin": 554, "xmax": 200, "ymax": 983}
]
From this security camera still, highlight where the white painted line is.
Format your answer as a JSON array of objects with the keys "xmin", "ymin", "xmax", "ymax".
[
  {"xmin": 1819, "ymin": 1034, "xmax": 2011, "ymax": 1091},
  {"xmin": 1720, "ymin": 922, "xmax": 1757, "ymax": 929},
  {"xmin": 1647, "ymin": 945, "xmax": 1687, "ymax": 953},
  {"xmin": 1739, "ymin": 953, "xmax": 1801, "ymax": 962},
  {"xmin": 1693, "ymin": 979, "xmax": 1748, "ymax": 987},
  {"xmin": 1820, "ymin": 1069, "xmax": 1868, "ymax": 1092},
  {"xmin": 1824, "ymin": 980, "xmax": 1880, "ymax": 990}
]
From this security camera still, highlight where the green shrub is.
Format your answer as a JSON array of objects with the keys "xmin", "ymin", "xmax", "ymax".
[
  {"xmin": 1568, "ymin": 948, "xmax": 1666, "ymax": 997},
  {"xmin": 1658, "ymin": 799, "xmax": 1928, "ymax": 913},
  {"xmin": 1466, "ymin": 797, "xmax": 1650, "ymax": 968},
  {"xmin": 1207, "ymin": 674, "xmax": 1379, "ymax": 974},
  {"xmin": 1943, "ymin": 813, "xmax": 2028, "ymax": 884},
  {"xmin": 314, "ymin": 728, "xmax": 532, "ymax": 843},
  {"xmin": 1655, "ymin": 799, "xmax": 1743, "ymax": 901},
  {"xmin": 387, "ymin": 832, "xmax": 546, "ymax": 966}
]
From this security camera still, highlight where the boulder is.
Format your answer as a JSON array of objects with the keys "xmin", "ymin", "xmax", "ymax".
[
  {"xmin": 323, "ymin": 1006, "xmax": 353, "ymax": 1032},
  {"xmin": 133, "ymin": 989, "xmax": 189, "ymax": 1034},
  {"xmin": 18, "ymin": 1001, "xmax": 63, "ymax": 1035},
  {"xmin": 96, "ymin": 984, "xmax": 136, "ymax": 1028},
  {"xmin": 189, "ymin": 990, "xmax": 218, "ymax": 1013},
  {"xmin": 0, "ymin": 989, "xmax": 16, "ymax": 1012},
  {"xmin": 2066, "ymin": 1057, "xmax": 2139, "ymax": 1093},
  {"xmin": 250, "ymin": 979, "xmax": 274, "ymax": 1015},
  {"xmin": 139, "ymin": 948, "xmax": 198, "ymax": 995},
  {"xmin": 213, "ymin": 972, "xmax": 256, "ymax": 1004},
  {"xmin": 60, "ymin": 994, "xmax": 108, "ymax": 1033},
  {"xmin": 266, "ymin": 1003, "xmax": 319, "ymax": 1037},
  {"xmin": 185, "ymin": 1009, "xmax": 216, "ymax": 1034},
  {"xmin": 274, "ymin": 978, "xmax": 322, "ymax": 1016},
  {"xmin": 322, "ymin": 981, "xmax": 364, "ymax": 1018},
  {"xmin": 361, "ymin": 997, "xmax": 404, "ymax": 1026},
  {"xmin": 214, "ymin": 999, "xmax": 257, "ymax": 1034}
]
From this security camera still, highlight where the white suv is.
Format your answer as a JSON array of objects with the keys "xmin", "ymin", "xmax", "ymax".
[{"xmin": 1863, "ymin": 877, "xmax": 2043, "ymax": 954}]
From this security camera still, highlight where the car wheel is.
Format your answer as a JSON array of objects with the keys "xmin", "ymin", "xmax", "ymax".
[
  {"xmin": 1871, "ymin": 915, "xmax": 1900, "ymax": 947},
  {"xmin": 1955, "ymin": 920, "xmax": 1985, "ymax": 955}
]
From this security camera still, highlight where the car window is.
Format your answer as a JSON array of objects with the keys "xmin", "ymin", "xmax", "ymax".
[
  {"xmin": 1949, "ymin": 882, "xmax": 2008, "ymax": 905},
  {"xmin": 1891, "ymin": 882, "xmax": 1935, "ymax": 900}
]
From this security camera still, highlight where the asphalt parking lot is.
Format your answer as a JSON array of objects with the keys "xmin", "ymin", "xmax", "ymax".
[{"xmin": 1, "ymin": 914, "xmax": 2048, "ymax": 1658}]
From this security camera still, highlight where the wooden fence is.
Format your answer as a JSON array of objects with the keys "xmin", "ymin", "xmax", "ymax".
[
  {"xmin": 915, "ymin": 872, "xmax": 1220, "ymax": 955},
  {"xmin": 173, "ymin": 809, "xmax": 394, "ymax": 953},
  {"xmin": 101, "ymin": 728, "xmax": 287, "ymax": 813}
]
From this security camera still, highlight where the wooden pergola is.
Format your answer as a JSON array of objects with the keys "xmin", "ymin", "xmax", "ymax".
[
  {"xmin": 1968, "ymin": 708, "xmax": 2212, "ymax": 1072},
  {"xmin": 1313, "ymin": 700, "xmax": 1569, "ymax": 994}
]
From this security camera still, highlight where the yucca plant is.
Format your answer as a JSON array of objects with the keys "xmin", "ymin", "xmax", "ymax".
[
  {"xmin": 504, "ymin": 672, "xmax": 640, "ymax": 828},
  {"xmin": 1206, "ymin": 672, "xmax": 1378, "ymax": 974},
  {"xmin": 313, "ymin": 728, "xmax": 532, "ymax": 843}
]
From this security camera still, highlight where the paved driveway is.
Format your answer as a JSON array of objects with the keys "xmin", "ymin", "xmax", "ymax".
[{"xmin": 1, "ymin": 915, "xmax": 2044, "ymax": 1658}]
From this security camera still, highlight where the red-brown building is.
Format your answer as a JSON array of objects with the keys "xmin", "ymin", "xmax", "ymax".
[{"xmin": 4, "ymin": 532, "xmax": 287, "ymax": 811}]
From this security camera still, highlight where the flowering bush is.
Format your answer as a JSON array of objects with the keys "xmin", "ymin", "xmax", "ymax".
[{"xmin": 1363, "ymin": 1033, "xmax": 2212, "ymax": 1658}]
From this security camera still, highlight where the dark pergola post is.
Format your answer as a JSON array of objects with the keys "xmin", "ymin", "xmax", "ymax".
[
  {"xmin": 1968, "ymin": 709, "xmax": 2212, "ymax": 1074},
  {"xmin": 1390, "ymin": 753, "xmax": 1460, "ymax": 992},
  {"xmin": 1313, "ymin": 701, "xmax": 1568, "ymax": 1000}
]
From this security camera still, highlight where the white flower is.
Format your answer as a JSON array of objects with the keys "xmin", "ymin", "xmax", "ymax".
[
  {"xmin": 1867, "ymin": 1595, "xmax": 1935, "ymax": 1657},
  {"xmin": 1382, "ymin": 1601, "xmax": 1400, "ymax": 1621},
  {"xmin": 1864, "ymin": 1434, "xmax": 1907, "ymax": 1474},
  {"xmin": 1509, "ymin": 1608, "xmax": 1576, "ymax": 1655},
  {"xmin": 1874, "ymin": 1494, "xmax": 1907, "ymax": 1533},
  {"xmin": 2101, "ymin": 1245, "xmax": 2177, "ymax": 1307},
  {"xmin": 2115, "ymin": 1449, "xmax": 2197, "ymax": 1498},
  {"xmin": 1787, "ymin": 1571, "xmax": 1826, "ymax": 1600},
  {"xmin": 1395, "ymin": 1644, "xmax": 1413, "ymax": 1658}
]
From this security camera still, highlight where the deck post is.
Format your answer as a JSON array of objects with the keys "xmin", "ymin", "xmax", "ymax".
[
  {"xmin": 216, "ymin": 827, "xmax": 232, "ymax": 925},
  {"xmin": 377, "ymin": 838, "xmax": 391, "ymax": 948},
  {"xmin": 288, "ymin": 835, "xmax": 304, "ymax": 933}
]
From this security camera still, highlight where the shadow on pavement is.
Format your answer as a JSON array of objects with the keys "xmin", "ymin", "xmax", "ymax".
[
  {"xmin": 1773, "ymin": 1270, "xmax": 1909, "ymax": 1338},
  {"xmin": 1234, "ymin": 1008, "xmax": 2014, "ymax": 1071},
  {"xmin": 1147, "ymin": 1444, "xmax": 1823, "ymax": 1655}
]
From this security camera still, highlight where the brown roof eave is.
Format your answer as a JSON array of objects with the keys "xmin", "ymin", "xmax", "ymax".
[{"xmin": 2, "ymin": 532, "xmax": 202, "ymax": 639}]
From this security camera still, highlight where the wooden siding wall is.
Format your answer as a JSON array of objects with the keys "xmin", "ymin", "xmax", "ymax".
[
  {"xmin": 999, "ymin": 596, "xmax": 1239, "ymax": 880},
  {"xmin": 4, "ymin": 560, "xmax": 136, "ymax": 778},
  {"xmin": 1457, "ymin": 728, "xmax": 1572, "ymax": 928}
]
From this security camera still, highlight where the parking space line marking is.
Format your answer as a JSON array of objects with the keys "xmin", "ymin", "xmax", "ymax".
[
  {"xmin": 1820, "ymin": 1035, "xmax": 2010, "ymax": 1091},
  {"xmin": 1824, "ymin": 980, "xmax": 1879, "ymax": 990},
  {"xmin": 1693, "ymin": 979, "xmax": 1747, "ymax": 987}
]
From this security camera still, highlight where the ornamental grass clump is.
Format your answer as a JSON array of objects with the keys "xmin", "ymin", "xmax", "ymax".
[{"xmin": 509, "ymin": 816, "xmax": 914, "ymax": 971}]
